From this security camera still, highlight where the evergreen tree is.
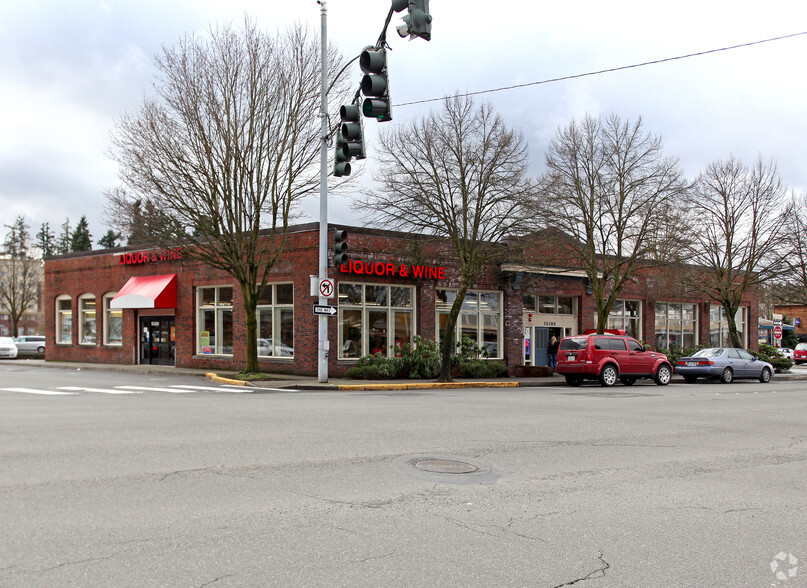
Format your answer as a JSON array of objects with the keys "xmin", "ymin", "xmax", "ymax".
[
  {"xmin": 97, "ymin": 229, "xmax": 122, "ymax": 249},
  {"xmin": 57, "ymin": 218, "xmax": 71, "ymax": 255},
  {"xmin": 70, "ymin": 216, "xmax": 93, "ymax": 252},
  {"xmin": 36, "ymin": 222, "xmax": 56, "ymax": 258}
]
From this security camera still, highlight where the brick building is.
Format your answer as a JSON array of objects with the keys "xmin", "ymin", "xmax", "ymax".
[{"xmin": 44, "ymin": 223, "xmax": 760, "ymax": 376}]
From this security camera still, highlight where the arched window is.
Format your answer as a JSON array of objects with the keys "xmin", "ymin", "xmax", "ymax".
[
  {"xmin": 55, "ymin": 295, "xmax": 72, "ymax": 344},
  {"xmin": 103, "ymin": 292, "xmax": 122, "ymax": 346},
  {"xmin": 78, "ymin": 293, "xmax": 97, "ymax": 345}
]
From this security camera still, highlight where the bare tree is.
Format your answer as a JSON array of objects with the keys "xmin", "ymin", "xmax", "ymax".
[
  {"xmin": 106, "ymin": 19, "xmax": 351, "ymax": 373},
  {"xmin": 1, "ymin": 216, "xmax": 42, "ymax": 337},
  {"xmin": 534, "ymin": 113, "xmax": 688, "ymax": 334},
  {"xmin": 774, "ymin": 192, "xmax": 807, "ymax": 304},
  {"xmin": 685, "ymin": 155, "xmax": 788, "ymax": 347},
  {"xmin": 355, "ymin": 94, "xmax": 533, "ymax": 381}
]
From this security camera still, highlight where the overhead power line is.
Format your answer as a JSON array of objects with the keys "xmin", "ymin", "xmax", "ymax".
[{"xmin": 395, "ymin": 31, "xmax": 807, "ymax": 108}]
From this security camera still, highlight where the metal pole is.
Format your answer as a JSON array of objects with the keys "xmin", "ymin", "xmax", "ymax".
[{"xmin": 317, "ymin": 0, "xmax": 329, "ymax": 383}]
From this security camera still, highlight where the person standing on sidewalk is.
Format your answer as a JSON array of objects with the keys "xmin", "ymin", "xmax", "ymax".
[{"xmin": 547, "ymin": 336, "xmax": 559, "ymax": 371}]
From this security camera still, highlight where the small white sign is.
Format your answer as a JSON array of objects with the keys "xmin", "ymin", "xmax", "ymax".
[{"xmin": 319, "ymin": 279, "xmax": 335, "ymax": 298}]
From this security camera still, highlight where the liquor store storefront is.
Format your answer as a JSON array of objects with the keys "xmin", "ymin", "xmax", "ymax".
[{"xmin": 44, "ymin": 223, "xmax": 757, "ymax": 376}]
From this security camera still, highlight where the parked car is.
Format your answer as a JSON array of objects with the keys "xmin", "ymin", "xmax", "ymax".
[
  {"xmin": 0, "ymin": 336, "xmax": 19, "ymax": 359},
  {"xmin": 793, "ymin": 343, "xmax": 807, "ymax": 365},
  {"xmin": 674, "ymin": 347, "xmax": 773, "ymax": 383},
  {"xmin": 556, "ymin": 332, "xmax": 673, "ymax": 387},
  {"xmin": 778, "ymin": 347, "xmax": 794, "ymax": 360},
  {"xmin": 257, "ymin": 338, "xmax": 294, "ymax": 357},
  {"xmin": 14, "ymin": 335, "xmax": 46, "ymax": 354}
]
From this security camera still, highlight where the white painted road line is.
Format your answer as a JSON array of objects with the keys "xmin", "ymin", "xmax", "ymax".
[
  {"xmin": 170, "ymin": 385, "xmax": 249, "ymax": 392},
  {"xmin": 58, "ymin": 387, "xmax": 143, "ymax": 395},
  {"xmin": 1, "ymin": 388, "xmax": 78, "ymax": 395},
  {"xmin": 114, "ymin": 386, "xmax": 198, "ymax": 394}
]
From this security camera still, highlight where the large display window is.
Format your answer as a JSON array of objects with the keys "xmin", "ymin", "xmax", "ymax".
[
  {"xmin": 197, "ymin": 286, "xmax": 233, "ymax": 355},
  {"xmin": 338, "ymin": 283, "xmax": 414, "ymax": 359},
  {"xmin": 655, "ymin": 302, "xmax": 697, "ymax": 350},
  {"xmin": 436, "ymin": 289, "xmax": 502, "ymax": 358},
  {"xmin": 607, "ymin": 299, "xmax": 641, "ymax": 339},
  {"xmin": 710, "ymin": 305, "xmax": 747, "ymax": 347},
  {"xmin": 256, "ymin": 283, "xmax": 294, "ymax": 358},
  {"xmin": 56, "ymin": 295, "xmax": 72, "ymax": 344}
]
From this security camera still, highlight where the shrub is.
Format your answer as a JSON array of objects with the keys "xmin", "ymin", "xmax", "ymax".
[
  {"xmin": 399, "ymin": 335, "xmax": 442, "ymax": 379},
  {"xmin": 755, "ymin": 343, "xmax": 792, "ymax": 373},
  {"xmin": 345, "ymin": 352, "xmax": 401, "ymax": 380},
  {"xmin": 455, "ymin": 359, "xmax": 508, "ymax": 379}
]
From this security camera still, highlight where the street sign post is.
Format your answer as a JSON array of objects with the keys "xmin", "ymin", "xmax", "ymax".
[{"xmin": 313, "ymin": 304, "xmax": 338, "ymax": 317}]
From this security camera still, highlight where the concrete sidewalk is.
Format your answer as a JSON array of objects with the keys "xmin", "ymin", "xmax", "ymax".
[{"xmin": 6, "ymin": 358, "xmax": 806, "ymax": 391}]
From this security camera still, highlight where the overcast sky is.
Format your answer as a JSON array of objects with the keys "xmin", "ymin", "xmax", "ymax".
[{"xmin": 2, "ymin": 0, "xmax": 806, "ymax": 245}]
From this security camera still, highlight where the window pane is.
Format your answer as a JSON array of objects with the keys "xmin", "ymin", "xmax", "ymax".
[
  {"xmin": 390, "ymin": 287, "xmax": 412, "ymax": 308},
  {"xmin": 201, "ymin": 309, "xmax": 215, "ymax": 352},
  {"xmin": 436, "ymin": 289, "xmax": 456, "ymax": 311},
  {"xmin": 277, "ymin": 308, "xmax": 294, "ymax": 356},
  {"xmin": 479, "ymin": 292, "xmax": 499, "ymax": 312},
  {"xmin": 258, "ymin": 310, "xmax": 273, "ymax": 356},
  {"xmin": 58, "ymin": 299, "xmax": 71, "ymax": 312},
  {"xmin": 610, "ymin": 300, "xmax": 624, "ymax": 317},
  {"xmin": 107, "ymin": 311, "xmax": 122, "ymax": 344},
  {"xmin": 257, "ymin": 286, "xmax": 272, "ymax": 306},
  {"xmin": 218, "ymin": 287, "xmax": 233, "ymax": 307},
  {"xmin": 461, "ymin": 291, "xmax": 478, "ymax": 311},
  {"xmin": 368, "ymin": 309, "xmax": 388, "ymax": 355},
  {"xmin": 625, "ymin": 300, "xmax": 639, "ymax": 317},
  {"xmin": 341, "ymin": 309, "xmax": 362, "ymax": 358},
  {"xmin": 557, "ymin": 297, "xmax": 573, "ymax": 315},
  {"xmin": 460, "ymin": 312, "xmax": 478, "ymax": 346},
  {"xmin": 522, "ymin": 294, "xmax": 536, "ymax": 311},
  {"xmin": 538, "ymin": 296, "xmax": 555, "ymax": 314},
  {"xmin": 59, "ymin": 313, "xmax": 72, "ymax": 343},
  {"xmin": 339, "ymin": 283, "xmax": 362, "ymax": 305},
  {"xmin": 200, "ymin": 288, "xmax": 215, "ymax": 307},
  {"xmin": 394, "ymin": 311, "xmax": 412, "ymax": 355},
  {"xmin": 276, "ymin": 284, "xmax": 293, "ymax": 305},
  {"xmin": 366, "ymin": 286, "xmax": 388, "ymax": 307},
  {"xmin": 482, "ymin": 314, "xmax": 499, "ymax": 357},
  {"xmin": 220, "ymin": 309, "xmax": 233, "ymax": 354},
  {"xmin": 656, "ymin": 303, "xmax": 666, "ymax": 322}
]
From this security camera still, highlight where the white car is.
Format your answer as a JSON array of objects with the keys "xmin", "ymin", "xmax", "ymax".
[
  {"xmin": 779, "ymin": 347, "xmax": 794, "ymax": 360},
  {"xmin": 0, "ymin": 336, "xmax": 19, "ymax": 359}
]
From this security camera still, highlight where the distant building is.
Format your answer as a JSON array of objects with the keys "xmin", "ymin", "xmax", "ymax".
[{"xmin": 773, "ymin": 304, "xmax": 807, "ymax": 342}]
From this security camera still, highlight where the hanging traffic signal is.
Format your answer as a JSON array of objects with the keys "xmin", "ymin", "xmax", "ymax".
[
  {"xmin": 333, "ymin": 104, "xmax": 365, "ymax": 177},
  {"xmin": 394, "ymin": 0, "xmax": 432, "ymax": 41},
  {"xmin": 333, "ymin": 229, "xmax": 349, "ymax": 267},
  {"xmin": 360, "ymin": 46, "xmax": 392, "ymax": 122}
]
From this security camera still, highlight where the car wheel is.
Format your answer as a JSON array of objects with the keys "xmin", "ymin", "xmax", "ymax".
[
  {"xmin": 564, "ymin": 375, "xmax": 583, "ymax": 387},
  {"xmin": 619, "ymin": 376, "xmax": 636, "ymax": 386},
  {"xmin": 684, "ymin": 376, "xmax": 698, "ymax": 384},
  {"xmin": 37, "ymin": 346, "xmax": 45, "ymax": 354},
  {"xmin": 720, "ymin": 367, "xmax": 734, "ymax": 384},
  {"xmin": 654, "ymin": 364, "xmax": 672, "ymax": 386},
  {"xmin": 599, "ymin": 364, "xmax": 618, "ymax": 387},
  {"xmin": 759, "ymin": 367, "xmax": 772, "ymax": 383}
]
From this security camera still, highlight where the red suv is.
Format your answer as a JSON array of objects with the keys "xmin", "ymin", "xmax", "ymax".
[
  {"xmin": 556, "ymin": 331, "xmax": 673, "ymax": 387},
  {"xmin": 793, "ymin": 343, "xmax": 807, "ymax": 365}
]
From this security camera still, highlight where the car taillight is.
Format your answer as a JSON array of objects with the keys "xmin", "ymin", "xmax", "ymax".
[
  {"xmin": 676, "ymin": 360, "xmax": 686, "ymax": 365},
  {"xmin": 698, "ymin": 360, "xmax": 714, "ymax": 366}
]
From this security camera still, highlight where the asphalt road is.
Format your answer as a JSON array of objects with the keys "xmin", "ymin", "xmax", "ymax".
[{"xmin": 1, "ymin": 363, "xmax": 806, "ymax": 587}]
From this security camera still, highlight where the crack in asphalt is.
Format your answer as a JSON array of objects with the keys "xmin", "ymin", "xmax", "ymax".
[{"xmin": 551, "ymin": 551, "xmax": 610, "ymax": 587}]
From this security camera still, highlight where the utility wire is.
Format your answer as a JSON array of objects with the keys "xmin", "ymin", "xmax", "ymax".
[{"xmin": 395, "ymin": 31, "xmax": 807, "ymax": 108}]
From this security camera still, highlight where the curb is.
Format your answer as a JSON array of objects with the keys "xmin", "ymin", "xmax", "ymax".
[
  {"xmin": 206, "ymin": 373, "xmax": 248, "ymax": 386},
  {"xmin": 336, "ymin": 381, "xmax": 520, "ymax": 391}
]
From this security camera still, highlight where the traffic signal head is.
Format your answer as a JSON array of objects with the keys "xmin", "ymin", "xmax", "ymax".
[
  {"xmin": 360, "ymin": 47, "xmax": 391, "ymax": 122},
  {"xmin": 333, "ymin": 104, "xmax": 365, "ymax": 177},
  {"xmin": 333, "ymin": 229, "xmax": 348, "ymax": 267},
  {"xmin": 394, "ymin": 0, "xmax": 432, "ymax": 41}
]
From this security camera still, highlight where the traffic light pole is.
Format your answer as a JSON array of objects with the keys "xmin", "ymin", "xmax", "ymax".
[{"xmin": 318, "ymin": 0, "xmax": 329, "ymax": 383}]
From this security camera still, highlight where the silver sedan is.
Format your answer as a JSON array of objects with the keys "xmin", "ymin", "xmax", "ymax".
[{"xmin": 674, "ymin": 347, "xmax": 773, "ymax": 384}]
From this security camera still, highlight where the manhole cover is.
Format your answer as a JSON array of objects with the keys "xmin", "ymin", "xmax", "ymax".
[{"xmin": 414, "ymin": 459, "xmax": 478, "ymax": 474}]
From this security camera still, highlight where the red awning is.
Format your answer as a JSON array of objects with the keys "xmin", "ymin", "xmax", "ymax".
[{"xmin": 110, "ymin": 274, "xmax": 177, "ymax": 309}]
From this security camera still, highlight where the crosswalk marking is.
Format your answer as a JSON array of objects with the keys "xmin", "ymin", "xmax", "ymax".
[
  {"xmin": 58, "ymin": 387, "xmax": 142, "ymax": 394},
  {"xmin": 1, "ymin": 388, "xmax": 77, "ymax": 395},
  {"xmin": 115, "ymin": 386, "xmax": 198, "ymax": 393}
]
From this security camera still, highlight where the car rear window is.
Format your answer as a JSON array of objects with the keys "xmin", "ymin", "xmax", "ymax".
[
  {"xmin": 560, "ymin": 337, "xmax": 587, "ymax": 351},
  {"xmin": 796, "ymin": 343, "xmax": 807, "ymax": 351}
]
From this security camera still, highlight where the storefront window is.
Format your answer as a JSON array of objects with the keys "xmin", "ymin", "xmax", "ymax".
[
  {"xmin": 103, "ymin": 292, "xmax": 123, "ymax": 346},
  {"xmin": 197, "ymin": 286, "xmax": 233, "ymax": 355},
  {"xmin": 606, "ymin": 299, "xmax": 641, "ymax": 339},
  {"xmin": 436, "ymin": 289, "xmax": 502, "ymax": 358},
  {"xmin": 655, "ymin": 303, "xmax": 697, "ymax": 350},
  {"xmin": 338, "ymin": 283, "xmax": 414, "ymax": 359},
  {"xmin": 79, "ymin": 294, "xmax": 96, "ymax": 345},
  {"xmin": 530, "ymin": 295, "xmax": 575, "ymax": 315},
  {"xmin": 710, "ymin": 305, "xmax": 747, "ymax": 347},
  {"xmin": 56, "ymin": 296, "xmax": 72, "ymax": 344},
  {"xmin": 257, "ymin": 283, "xmax": 294, "ymax": 357}
]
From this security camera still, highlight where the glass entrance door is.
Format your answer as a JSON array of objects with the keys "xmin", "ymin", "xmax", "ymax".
[{"xmin": 139, "ymin": 316, "xmax": 175, "ymax": 366}]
